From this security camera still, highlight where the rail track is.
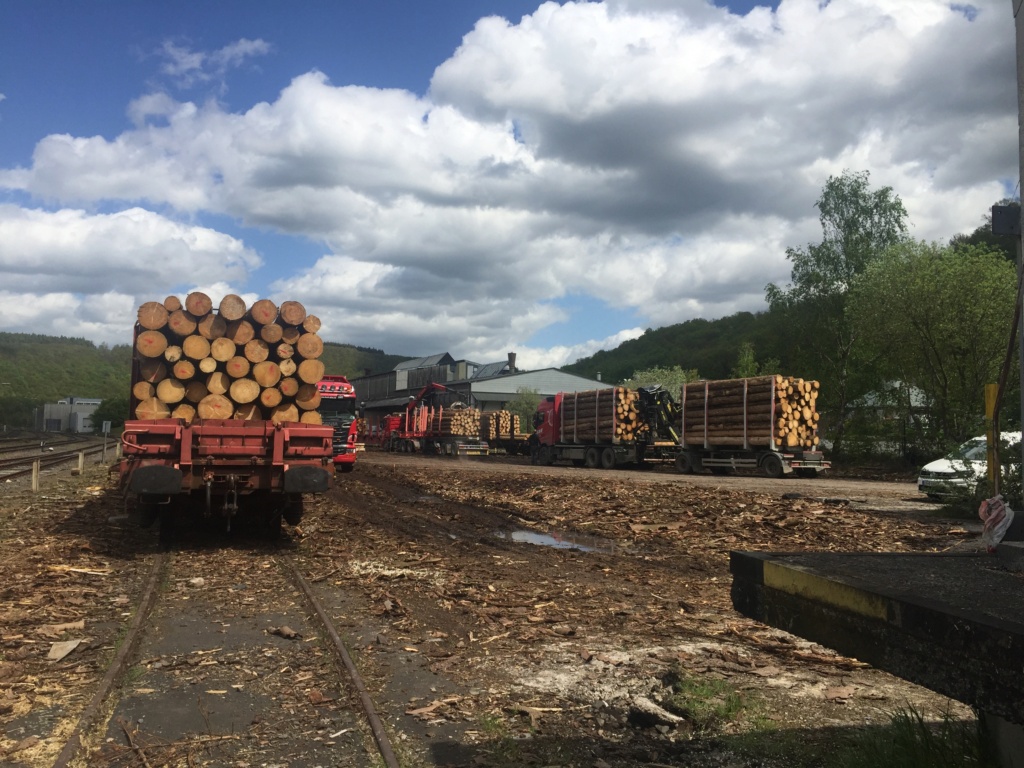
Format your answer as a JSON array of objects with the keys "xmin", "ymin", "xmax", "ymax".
[
  {"xmin": 0, "ymin": 443, "xmax": 109, "ymax": 482},
  {"xmin": 38, "ymin": 529, "xmax": 401, "ymax": 767}
]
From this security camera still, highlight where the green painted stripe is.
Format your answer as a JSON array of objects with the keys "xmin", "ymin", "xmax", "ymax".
[{"xmin": 763, "ymin": 561, "xmax": 889, "ymax": 621}]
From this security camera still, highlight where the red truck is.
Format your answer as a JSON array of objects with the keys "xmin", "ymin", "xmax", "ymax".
[
  {"xmin": 316, "ymin": 374, "xmax": 361, "ymax": 472},
  {"xmin": 378, "ymin": 383, "xmax": 488, "ymax": 456}
]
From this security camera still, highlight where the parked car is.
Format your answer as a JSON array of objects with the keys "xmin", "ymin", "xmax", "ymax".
[{"xmin": 917, "ymin": 433, "xmax": 1021, "ymax": 498}]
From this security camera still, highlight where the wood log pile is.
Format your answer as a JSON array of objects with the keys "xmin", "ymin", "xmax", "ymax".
[
  {"xmin": 563, "ymin": 387, "xmax": 642, "ymax": 444},
  {"xmin": 427, "ymin": 405, "xmax": 481, "ymax": 437},
  {"xmin": 480, "ymin": 410, "xmax": 521, "ymax": 441},
  {"xmin": 681, "ymin": 374, "xmax": 821, "ymax": 449},
  {"xmin": 132, "ymin": 293, "xmax": 326, "ymax": 425}
]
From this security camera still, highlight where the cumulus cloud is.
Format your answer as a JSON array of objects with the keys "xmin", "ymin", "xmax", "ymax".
[
  {"xmin": 0, "ymin": 1, "xmax": 1017, "ymax": 367},
  {"xmin": 156, "ymin": 37, "xmax": 271, "ymax": 90}
]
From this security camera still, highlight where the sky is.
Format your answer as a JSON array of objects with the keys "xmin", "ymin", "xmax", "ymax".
[{"xmin": 0, "ymin": 0, "xmax": 1018, "ymax": 370}]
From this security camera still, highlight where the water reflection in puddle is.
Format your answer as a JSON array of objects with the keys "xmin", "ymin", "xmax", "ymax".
[{"xmin": 495, "ymin": 529, "xmax": 617, "ymax": 554}]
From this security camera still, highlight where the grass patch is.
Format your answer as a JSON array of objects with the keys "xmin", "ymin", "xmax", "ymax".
[{"xmin": 661, "ymin": 666, "xmax": 747, "ymax": 735}]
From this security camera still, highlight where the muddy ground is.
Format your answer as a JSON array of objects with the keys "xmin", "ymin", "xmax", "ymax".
[{"xmin": 0, "ymin": 452, "xmax": 986, "ymax": 767}]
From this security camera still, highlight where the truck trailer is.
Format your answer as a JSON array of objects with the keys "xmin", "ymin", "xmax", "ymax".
[{"xmin": 378, "ymin": 383, "xmax": 489, "ymax": 456}]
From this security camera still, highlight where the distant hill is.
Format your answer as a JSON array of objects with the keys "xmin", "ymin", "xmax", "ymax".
[
  {"xmin": 563, "ymin": 311, "xmax": 788, "ymax": 383},
  {"xmin": 0, "ymin": 332, "xmax": 408, "ymax": 405}
]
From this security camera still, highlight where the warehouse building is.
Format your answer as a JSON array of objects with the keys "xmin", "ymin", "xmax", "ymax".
[{"xmin": 36, "ymin": 397, "xmax": 102, "ymax": 433}]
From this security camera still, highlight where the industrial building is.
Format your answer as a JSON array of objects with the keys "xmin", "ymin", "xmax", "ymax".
[
  {"xmin": 36, "ymin": 397, "xmax": 102, "ymax": 433},
  {"xmin": 352, "ymin": 352, "xmax": 608, "ymax": 434}
]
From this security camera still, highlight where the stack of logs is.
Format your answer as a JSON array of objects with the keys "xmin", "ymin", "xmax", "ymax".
[
  {"xmin": 132, "ymin": 292, "xmax": 325, "ymax": 425},
  {"xmin": 563, "ymin": 387, "xmax": 642, "ymax": 443},
  {"xmin": 681, "ymin": 374, "xmax": 821, "ymax": 449},
  {"xmin": 480, "ymin": 410, "xmax": 521, "ymax": 441},
  {"xmin": 428, "ymin": 405, "xmax": 481, "ymax": 437}
]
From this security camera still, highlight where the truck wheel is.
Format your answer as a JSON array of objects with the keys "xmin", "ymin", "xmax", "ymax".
[
  {"xmin": 674, "ymin": 452, "xmax": 696, "ymax": 474},
  {"xmin": 584, "ymin": 447, "xmax": 600, "ymax": 468},
  {"xmin": 762, "ymin": 454, "xmax": 785, "ymax": 479},
  {"xmin": 600, "ymin": 447, "xmax": 616, "ymax": 469}
]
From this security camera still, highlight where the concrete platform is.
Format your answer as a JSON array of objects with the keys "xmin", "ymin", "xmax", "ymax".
[{"xmin": 729, "ymin": 550, "xmax": 1024, "ymax": 725}]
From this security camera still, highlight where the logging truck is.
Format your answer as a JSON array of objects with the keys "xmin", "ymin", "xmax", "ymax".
[
  {"xmin": 379, "ymin": 383, "xmax": 489, "ymax": 456},
  {"xmin": 118, "ymin": 293, "xmax": 336, "ymax": 542},
  {"xmin": 316, "ymin": 374, "xmax": 361, "ymax": 472},
  {"xmin": 676, "ymin": 375, "xmax": 830, "ymax": 478},
  {"xmin": 530, "ymin": 386, "xmax": 681, "ymax": 468}
]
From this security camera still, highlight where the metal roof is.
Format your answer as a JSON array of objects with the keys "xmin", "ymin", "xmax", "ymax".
[
  {"xmin": 393, "ymin": 352, "xmax": 454, "ymax": 371},
  {"xmin": 473, "ymin": 361, "xmax": 510, "ymax": 378}
]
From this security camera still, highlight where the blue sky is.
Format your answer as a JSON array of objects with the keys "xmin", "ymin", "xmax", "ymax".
[{"xmin": 0, "ymin": 0, "xmax": 1015, "ymax": 369}]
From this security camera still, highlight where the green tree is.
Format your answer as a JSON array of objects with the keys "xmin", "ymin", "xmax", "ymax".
[
  {"xmin": 847, "ymin": 241, "xmax": 1017, "ymax": 445},
  {"xmin": 729, "ymin": 341, "xmax": 781, "ymax": 379},
  {"xmin": 765, "ymin": 170, "xmax": 908, "ymax": 455},
  {"xmin": 506, "ymin": 387, "xmax": 542, "ymax": 432},
  {"xmin": 91, "ymin": 396, "xmax": 131, "ymax": 430},
  {"xmin": 620, "ymin": 365, "xmax": 699, "ymax": 395}
]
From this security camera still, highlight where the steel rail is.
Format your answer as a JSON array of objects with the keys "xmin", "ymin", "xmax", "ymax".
[
  {"xmin": 283, "ymin": 556, "xmax": 402, "ymax": 768},
  {"xmin": 51, "ymin": 552, "xmax": 167, "ymax": 768}
]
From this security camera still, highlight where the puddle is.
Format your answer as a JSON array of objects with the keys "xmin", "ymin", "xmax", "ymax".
[{"xmin": 495, "ymin": 529, "xmax": 617, "ymax": 554}]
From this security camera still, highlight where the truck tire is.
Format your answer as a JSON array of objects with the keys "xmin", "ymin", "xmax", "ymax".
[
  {"xmin": 600, "ymin": 447, "xmax": 616, "ymax": 469},
  {"xmin": 674, "ymin": 452, "xmax": 696, "ymax": 474},
  {"xmin": 762, "ymin": 454, "xmax": 785, "ymax": 479},
  {"xmin": 584, "ymin": 447, "xmax": 600, "ymax": 468}
]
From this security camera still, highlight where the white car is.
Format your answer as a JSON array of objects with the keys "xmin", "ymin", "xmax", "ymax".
[{"xmin": 917, "ymin": 433, "xmax": 1021, "ymax": 498}]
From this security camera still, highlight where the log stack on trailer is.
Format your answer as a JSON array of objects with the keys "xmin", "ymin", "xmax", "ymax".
[
  {"xmin": 131, "ymin": 293, "xmax": 326, "ymax": 426},
  {"xmin": 119, "ymin": 292, "xmax": 336, "ymax": 542},
  {"xmin": 560, "ymin": 387, "xmax": 643, "ymax": 444},
  {"xmin": 678, "ymin": 374, "xmax": 829, "ymax": 477},
  {"xmin": 430, "ymin": 405, "xmax": 482, "ymax": 438},
  {"xmin": 480, "ymin": 410, "xmax": 530, "ymax": 455}
]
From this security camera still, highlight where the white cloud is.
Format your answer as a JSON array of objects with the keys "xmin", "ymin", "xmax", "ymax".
[{"xmin": 0, "ymin": 3, "xmax": 1017, "ymax": 366}]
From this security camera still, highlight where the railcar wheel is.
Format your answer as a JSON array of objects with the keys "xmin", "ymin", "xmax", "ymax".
[
  {"xmin": 600, "ymin": 447, "xmax": 616, "ymax": 469},
  {"xmin": 584, "ymin": 447, "xmax": 600, "ymax": 468}
]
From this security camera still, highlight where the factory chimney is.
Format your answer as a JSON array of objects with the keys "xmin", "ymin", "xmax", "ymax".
[{"xmin": 507, "ymin": 352, "xmax": 517, "ymax": 374}]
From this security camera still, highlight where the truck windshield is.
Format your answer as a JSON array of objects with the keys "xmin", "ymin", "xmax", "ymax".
[{"xmin": 320, "ymin": 398, "xmax": 357, "ymax": 426}]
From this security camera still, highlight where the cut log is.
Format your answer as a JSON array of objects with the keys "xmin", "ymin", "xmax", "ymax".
[
  {"xmin": 132, "ymin": 381, "xmax": 154, "ymax": 401},
  {"xmin": 138, "ymin": 359, "xmax": 167, "ymax": 384},
  {"xmin": 233, "ymin": 402, "xmax": 261, "ymax": 421},
  {"xmin": 260, "ymin": 386, "xmax": 283, "ymax": 408},
  {"xmin": 171, "ymin": 360, "xmax": 195, "ymax": 381},
  {"xmin": 156, "ymin": 378, "xmax": 186, "ymax": 404},
  {"xmin": 136, "ymin": 330, "xmax": 168, "ymax": 358},
  {"xmin": 185, "ymin": 291, "xmax": 212, "ymax": 317},
  {"xmin": 302, "ymin": 314, "xmax": 321, "ymax": 333},
  {"xmin": 163, "ymin": 295, "xmax": 182, "ymax": 312},
  {"xmin": 275, "ymin": 342, "xmax": 295, "ymax": 360},
  {"xmin": 260, "ymin": 322, "xmax": 283, "ymax": 344},
  {"xmin": 295, "ymin": 384, "xmax": 321, "ymax": 411},
  {"xmin": 137, "ymin": 302, "xmax": 168, "ymax": 330},
  {"xmin": 300, "ymin": 411, "xmax": 323, "ymax": 424},
  {"xmin": 167, "ymin": 310, "xmax": 197, "ymax": 337},
  {"xmin": 279, "ymin": 377, "xmax": 299, "ymax": 397},
  {"xmin": 135, "ymin": 397, "xmax": 170, "ymax": 420},
  {"xmin": 206, "ymin": 371, "xmax": 231, "ymax": 395},
  {"xmin": 249, "ymin": 298, "xmax": 278, "ymax": 326},
  {"xmin": 296, "ymin": 333, "xmax": 324, "ymax": 360},
  {"xmin": 269, "ymin": 402, "xmax": 300, "ymax": 424},
  {"xmin": 197, "ymin": 357, "xmax": 218, "ymax": 374},
  {"xmin": 252, "ymin": 360, "xmax": 281, "ymax": 388},
  {"xmin": 218, "ymin": 293, "xmax": 247, "ymax": 321},
  {"xmin": 210, "ymin": 337, "xmax": 236, "ymax": 362},
  {"xmin": 225, "ymin": 356, "xmax": 251, "ymax": 379},
  {"xmin": 185, "ymin": 380, "xmax": 208, "ymax": 403},
  {"xmin": 278, "ymin": 358, "xmax": 297, "ymax": 377},
  {"xmin": 229, "ymin": 378, "xmax": 260, "ymax": 404},
  {"xmin": 182, "ymin": 334, "xmax": 211, "ymax": 361},
  {"xmin": 243, "ymin": 338, "xmax": 270, "ymax": 363},
  {"xmin": 163, "ymin": 345, "xmax": 182, "ymax": 363},
  {"xmin": 197, "ymin": 394, "xmax": 234, "ymax": 420},
  {"xmin": 297, "ymin": 359, "xmax": 325, "ymax": 384},
  {"xmin": 196, "ymin": 313, "xmax": 227, "ymax": 340},
  {"xmin": 279, "ymin": 300, "xmax": 306, "ymax": 326},
  {"xmin": 281, "ymin": 325, "xmax": 301, "ymax": 345},
  {"xmin": 171, "ymin": 403, "xmax": 196, "ymax": 424},
  {"xmin": 226, "ymin": 319, "xmax": 255, "ymax": 345}
]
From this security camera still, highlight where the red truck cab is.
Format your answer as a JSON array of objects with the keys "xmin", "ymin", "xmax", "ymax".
[{"xmin": 316, "ymin": 374, "xmax": 360, "ymax": 472}]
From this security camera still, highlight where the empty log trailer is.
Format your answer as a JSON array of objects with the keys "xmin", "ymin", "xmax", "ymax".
[
  {"xmin": 530, "ymin": 386, "xmax": 680, "ymax": 468},
  {"xmin": 118, "ymin": 293, "xmax": 336, "ymax": 541},
  {"xmin": 677, "ymin": 375, "xmax": 829, "ymax": 478}
]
